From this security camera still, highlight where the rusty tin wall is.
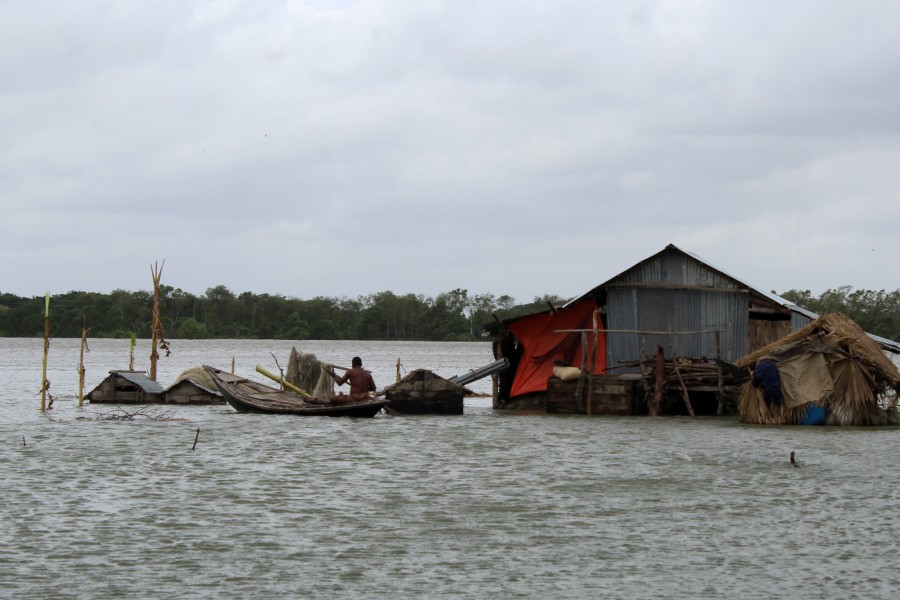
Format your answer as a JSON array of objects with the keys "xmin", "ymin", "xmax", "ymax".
[{"xmin": 603, "ymin": 252, "xmax": 750, "ymax": 371}]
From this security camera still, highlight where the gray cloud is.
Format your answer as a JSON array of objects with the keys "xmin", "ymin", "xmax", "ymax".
[{"xmin": 2, "ymin": 0, "xmax": 899, "ymax": 304}]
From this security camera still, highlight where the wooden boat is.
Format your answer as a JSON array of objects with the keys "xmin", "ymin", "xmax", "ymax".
[{"xmin": 203, "ymin": 366, "xmax": 387, "ymax": 417}]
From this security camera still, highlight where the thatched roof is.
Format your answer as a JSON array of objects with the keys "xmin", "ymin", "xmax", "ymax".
[
  {"xmin": 737, "ymin": 313, "xmax": 900, "ymax": 426},
  {"xmin": 163, "ymin": 366, "xmax": 220, "ymax": 395},
  {"xmin": 381, "ymin": 369, "xmax": 470, "ymax": 396},
  {"xmin": 737, "ymin": 313, "xmax": 900, "ymax": 387}
]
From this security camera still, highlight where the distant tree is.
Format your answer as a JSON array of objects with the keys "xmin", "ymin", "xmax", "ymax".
[{"xmin": 176, "ymin": 317, "xmax": 208, "ymax": 339}]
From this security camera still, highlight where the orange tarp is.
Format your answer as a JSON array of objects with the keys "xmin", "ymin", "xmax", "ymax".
[{"xmin": 507, "ymin": 299, "xmax": 606, "ymax": 398}]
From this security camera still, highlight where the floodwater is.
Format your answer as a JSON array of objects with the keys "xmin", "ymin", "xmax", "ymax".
[{"xmin": 2, "ymin": 338, "xmax": 898, "ymax": 599}]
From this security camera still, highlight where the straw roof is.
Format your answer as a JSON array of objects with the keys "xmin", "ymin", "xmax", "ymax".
[
  {"xmin": 737, "ymin": 313, "xmax": 900, "ymax": 386},
  {"xmin": 737, "ymin": 313, "xmax": 900, "ymax": 426},
  {"xmin": 163, "ymin": 367, "xmax": 219, "ymax": 394}
]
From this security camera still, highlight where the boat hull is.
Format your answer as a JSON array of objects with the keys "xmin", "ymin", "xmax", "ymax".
[{"xmin": 203, "ymin": 366, "xmax": 386, "ymax": 417}]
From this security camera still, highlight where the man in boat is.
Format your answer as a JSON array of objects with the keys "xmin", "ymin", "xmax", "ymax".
[{"xmin": 327, "ymin": 357, "xmax": 377, "ymax": 403}]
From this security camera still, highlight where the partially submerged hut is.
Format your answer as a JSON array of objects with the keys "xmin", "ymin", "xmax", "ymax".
[
  {"xmin": 86, "ymin": 370, "xmax": 164, "ymax": 404},
  {"xmin": 382, "ymin": 369, "xmax": 468, "ymax": 415},
  {"xmin": 736, "ymin": 313, "xmax": 900, "ymax": 426},
  {"xmin": 163, "ymin": 367, "xmax": 223, "ymax": 405}
]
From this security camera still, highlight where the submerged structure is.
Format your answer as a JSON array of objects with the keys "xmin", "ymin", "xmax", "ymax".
[
  {"xmin": 736, "ymin": 313, "xmax": 900, "ymax": 426},
  {"xmin": 382, "ymin": 369, "xmax": 468, "ymax": 415},
  {"xmin": 86, "ymin": 370, "xmax": 164, "ymax": 404},
  {"xmin": 163, "ymin": 367, "xmax": 223, "ymax": 405}
]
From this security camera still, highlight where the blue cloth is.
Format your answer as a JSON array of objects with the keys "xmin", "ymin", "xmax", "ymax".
[
  {"xmin": 752, "ymin": 360, "xmax": 783, "ymax": 406},
  {"xmin": 800, "ymin": 404, "xmax": 827, "ymax": 425}
]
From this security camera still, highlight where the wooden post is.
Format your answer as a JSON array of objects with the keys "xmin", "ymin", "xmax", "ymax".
[
  {"xmin": 40, "ymin": 293, "xmax": 50, "ymax": 413},
  {"xmin": 396, "ymin": 357, "xmax": 401, "ymax": 383},
  {"xmin": 668, "ymin": 334, "xmax": 695, "ymax": 417},
  {"xmin": 129, "ymin": 332, "xmax": 135, "ymax": 370},
  {"xmin": 715, "ymin": 330, "xmax": 724, "ymax": 415},
  {"xmin": 231, "ymin": 355, "xmax": 235, "ymax": 374},
  {"xmin": 587, "ymin": 309, "xmax": 600, "ymax": 416},
  {"xmin": 648, "ymin": 346, "xmax": 665, "ymax": 416},
  {"xmin": 575, "ymin": 331, "xmax": 588, "ymax": 413},
  {"xmin": 78, "ymin": 317, "xmax": 89, "ymax": 407},
  {"xmin": 147, "ymin": 260, "xmax": 172, "ymax": 380},
  {"xmin": 149, "ymin": 261, "xmax": 164, "ymax": 381}
]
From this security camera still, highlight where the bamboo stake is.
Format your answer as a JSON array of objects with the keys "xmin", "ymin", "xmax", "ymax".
[
  {"xmin": 715, "ymin": 330, "xmax": 724, "ymax": 415},
  {"xmin": 41, "ymin": 293, "xmax": 50, "ymax": 413},
  {"xmin": 396, "ymin": 357, "xmax": 401, "ymax": 383},
  {"xmin": 587, "ymin": 309, "xmax": 600, "ymax": 416},
  {"xmin": 668, "ymin": 334, "xmax": 695, "ymax": 417},
  {"xmin": 575, "ymin": 331, "xmax": 588, "ymax": 413},
  {"xmin": 78, "ymin": 317, "xmax": 89, "ymax": 407},
  {"xmin": 129, "ymin": 332, "xmax": 136, "ymax": 370},
  {"xmin": 149, "ymin": 261, "xmax": 164, "ymax": 381},
  {"xmin": 231, "ymin": 355, "xmax": 235, "ymax": 374}
]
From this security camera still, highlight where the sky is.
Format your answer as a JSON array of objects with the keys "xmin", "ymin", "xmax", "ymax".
[{"xmin": 2, "ymin": 0, "xmax": 899, "ymax": 305}]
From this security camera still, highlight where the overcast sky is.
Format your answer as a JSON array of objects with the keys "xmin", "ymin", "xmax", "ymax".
[{"xmin": 2, "ymin": 0, "xmax": 898, "ymax": 304}]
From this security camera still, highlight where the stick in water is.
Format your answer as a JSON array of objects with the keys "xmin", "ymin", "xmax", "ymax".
[{"xmin": 192, "ymin": 428, "xmax": 200, "ymax": 451}]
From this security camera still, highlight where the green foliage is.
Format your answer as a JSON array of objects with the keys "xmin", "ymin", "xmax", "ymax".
[
  {"xmin": 176, "ymin": 318, "xmax": 208, "ymax": 339},
  {"xmin": 6, "ymin": 284, "xmax": 894, "ymax": 342},
  {"xmin": 778, "ymin": 287, "xmax": 900, "ymax": 342},
  {"xmin": 0, "ymin": 287, "xmax": 540, "ymax": 341}
]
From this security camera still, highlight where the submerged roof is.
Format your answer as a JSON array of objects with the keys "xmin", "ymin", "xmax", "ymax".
[
  {"xmin": 163, "ymin": 366, "xmax": 221, "ymax": 395},
  {"xmin": 107, "ymin": 370, "xmax": 165, "ymax": 394}
]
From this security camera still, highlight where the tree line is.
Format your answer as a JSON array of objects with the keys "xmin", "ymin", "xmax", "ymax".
[
  {"xmin": 0, "ymin": 285, "xmax": 897, "ymax": 342},
  {"xmin": 0, "ymin": 286, "xmax": 568, "ymax": 341}
]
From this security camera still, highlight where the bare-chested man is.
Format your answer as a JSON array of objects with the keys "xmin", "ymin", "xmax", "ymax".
[{"xmin": 328, "ymin": 356, "xmax": 376, "ymax": 402}]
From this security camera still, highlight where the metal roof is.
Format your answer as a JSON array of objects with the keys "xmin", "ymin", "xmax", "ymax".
[
  {"xmin": 566, "ymin": 243, "xmax": 814, "ymax": 317},
  {"xmin": 565, "ymin": 242, "xmax": 898, "ymax": 353},
  {"xmin": 110, "ymin": 370, "xmax": 165, "ymax": 394}
]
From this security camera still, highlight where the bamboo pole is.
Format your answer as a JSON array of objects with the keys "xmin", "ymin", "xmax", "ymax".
[
  {"xmin": 40, "ymin": 293, "xmax": 50, "ymax": 413},
  {"xmin": 587, "ymin": 309, "xmax": 600, "ymax": 416},
  {"xmin": 78, "ymin": 317, "xmax": 89, "ymax": 407},
  {"xmin": 396, "ymin": 357, "xmax": 401, "ymax": 383},
  {"xmin": 668, "ymin": 334, "xmax": 695, "ymax": 417},
  {"xmin": 149, "ymin": 261, "xmax": 164, "ymax": 381},
  {"xmin": 715, "ymin": 330, "xmax": 724, "ymax": 415},
  {"xmin": 129, "ymin": 332, "xmax": 136, "ymax": 370},
  {"xmin": 255, "ymin": 365, "xmax": 312, "ymax": 397},
  {"xmin": 231, "ymin": 355, "xmax": 235, "ymax": 374},
  {"xmin": 575, "ymin": 331, "xmax": 588, "ymax": 413}
]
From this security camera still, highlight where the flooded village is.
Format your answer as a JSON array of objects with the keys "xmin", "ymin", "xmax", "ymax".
[{"xmin": 73, "ymin": 244, "xmax": 900, "ymax": 428}]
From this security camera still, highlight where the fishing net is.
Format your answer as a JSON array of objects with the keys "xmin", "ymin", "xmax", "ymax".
[{"xmin": 285, "ymin": 348, "xmax": 335, "ymax": 401}]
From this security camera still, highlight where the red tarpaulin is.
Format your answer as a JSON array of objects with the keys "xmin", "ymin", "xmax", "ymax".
[{"xmin": 507, "ymin": 299, "xmax": 606, "ymax": 398}]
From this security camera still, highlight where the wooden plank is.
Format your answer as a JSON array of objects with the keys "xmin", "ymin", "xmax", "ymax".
[{"xmin": 668, "ymin": 335, "xmax": 695, "ymax": 417}]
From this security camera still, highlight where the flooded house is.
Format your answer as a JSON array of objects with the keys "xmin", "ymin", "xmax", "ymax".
[
  {"xmin": 487, "ymin": 243, "xmax": 899, "ymax": 416},
  {"xmin": 382, "ymin": 369, "xmax": 468, "ymax": 415},
  {"xmin": 86, "ymin": 370, "xmax": 164, "ymax": 404},
  {"xmin": 163, "ymin": 367, "xmax": 223, "ymax": 405}
]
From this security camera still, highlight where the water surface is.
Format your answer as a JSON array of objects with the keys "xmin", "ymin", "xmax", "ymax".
[{"xmin": 1, "ymin": 338, "xmax": 897, "ymax": 598}]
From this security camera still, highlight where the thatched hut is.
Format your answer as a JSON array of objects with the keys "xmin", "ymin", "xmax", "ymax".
[
  {"xmin": 163, "ymin": 367, "xmax": 223, "ymax": 404},
  {"xmin": 382, "ymin": 369, "xmax": 468, "ymax": 415},
  {"xmin": 736, "ymin": 313, "xmax": 900, "ymax": 426}
]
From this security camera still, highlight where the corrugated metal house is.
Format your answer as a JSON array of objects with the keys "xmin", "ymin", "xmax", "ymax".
[
  {"xmin": 489, "ymin": 244, "xmax": 824, "ymax": 414},
  {"xmin": 86, "ymin": 370, "xmax": 164, "ymax": 404}
]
